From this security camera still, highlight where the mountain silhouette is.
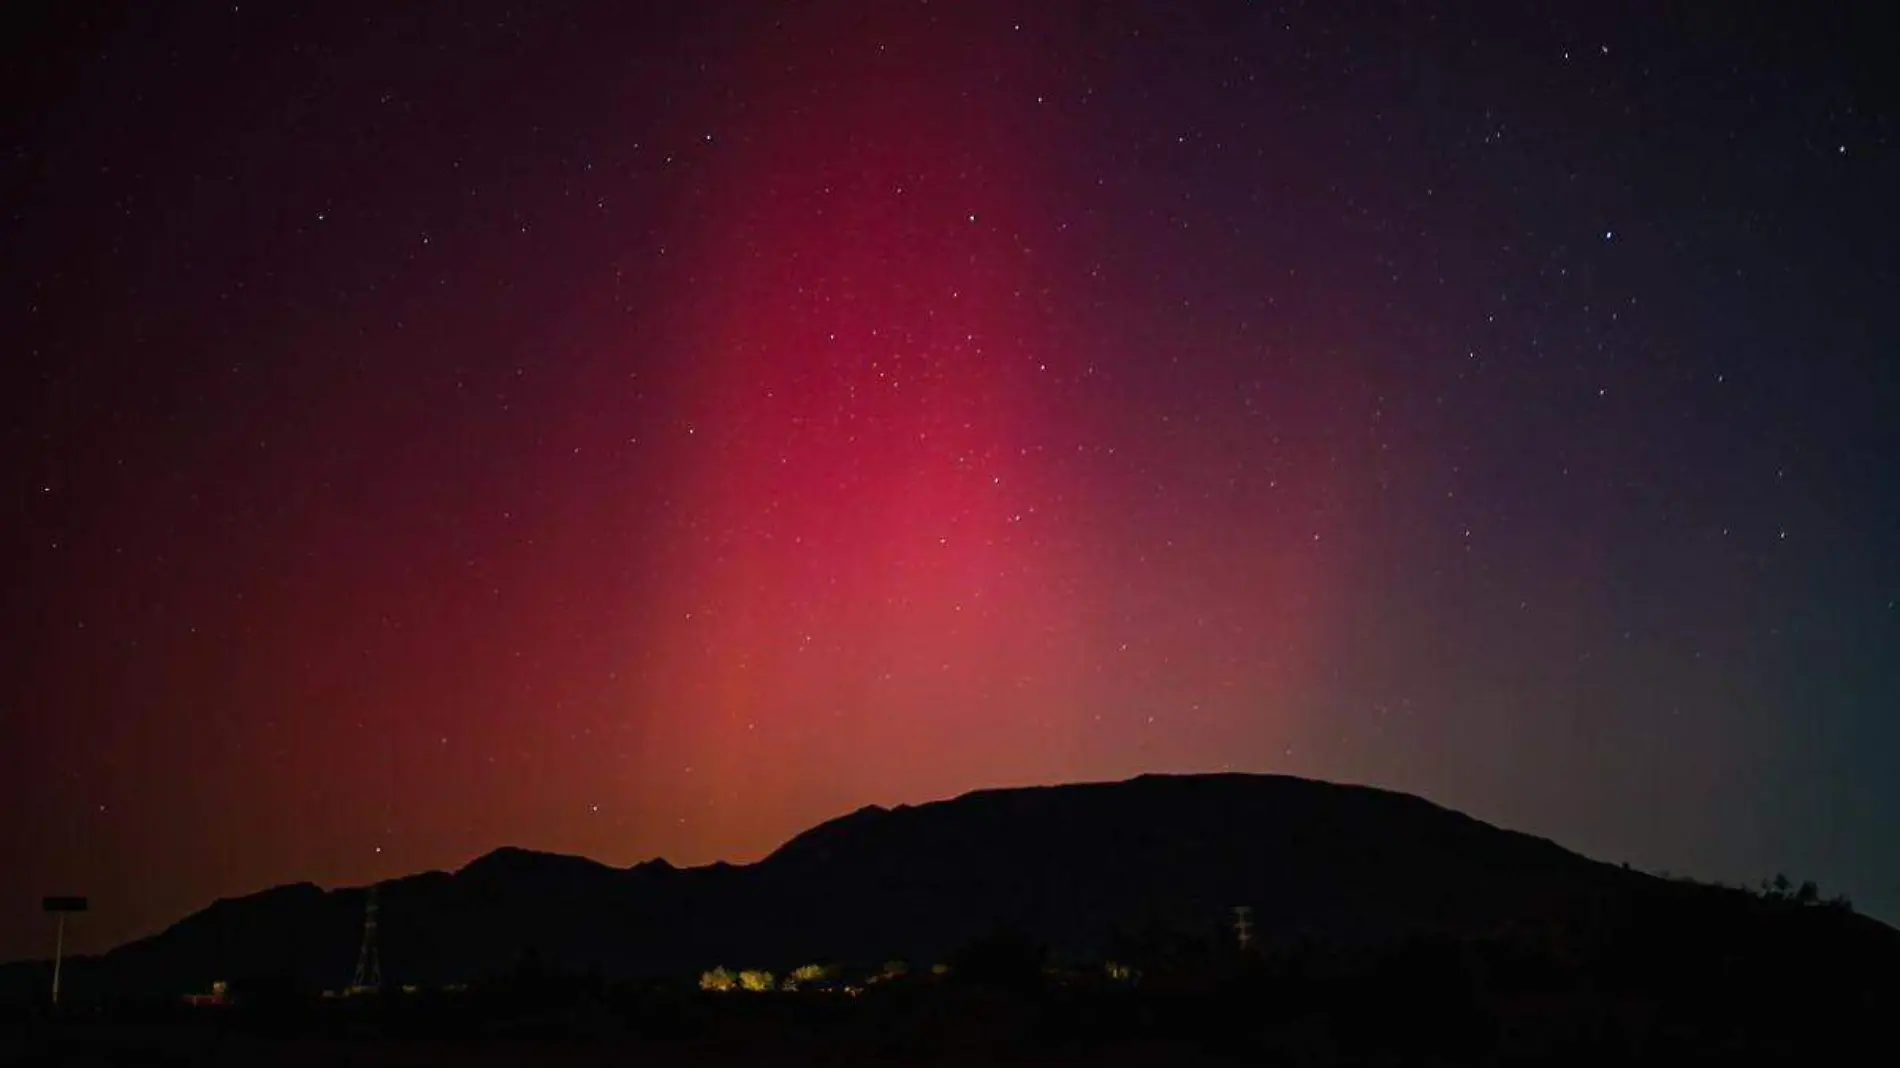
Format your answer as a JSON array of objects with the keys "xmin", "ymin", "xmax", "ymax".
[{"xmin": 6, "ymin": 773, "xmax": 1894, "ymax": 998}]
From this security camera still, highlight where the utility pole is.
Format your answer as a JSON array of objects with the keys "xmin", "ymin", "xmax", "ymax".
[{"xmin": 42, "ymin": 896, "xmax": 88, "ymax": 1006}]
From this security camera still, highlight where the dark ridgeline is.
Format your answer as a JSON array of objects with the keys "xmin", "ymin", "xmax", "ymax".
[{"xmin": 3, "ymin": 773, "xmax": 1893, "ymax": 1004}]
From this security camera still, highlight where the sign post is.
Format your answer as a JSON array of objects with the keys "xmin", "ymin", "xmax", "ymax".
[{"xmin": 42, "ymin": 896, "xmax": 88, "ymax": 1006}]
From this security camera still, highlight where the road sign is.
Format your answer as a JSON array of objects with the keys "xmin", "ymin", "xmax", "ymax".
[{"xmin": 42, "ymin": 895, "xmax": 88, "ymax": 1005}]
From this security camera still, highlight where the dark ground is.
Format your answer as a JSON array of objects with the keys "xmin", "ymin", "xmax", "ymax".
[
  {"xmin": 3, "ymin": 931, "xmax": 1891, "ymax": 1068},
  {"xmin": 6, "ymin": 867, "xmax": 1892, "ymax": 1066}
]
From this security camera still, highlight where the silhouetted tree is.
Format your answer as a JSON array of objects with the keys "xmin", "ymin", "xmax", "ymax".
[{"xmin": 949, "ymin": 924, "xmax": 1048, "ymax": 990}]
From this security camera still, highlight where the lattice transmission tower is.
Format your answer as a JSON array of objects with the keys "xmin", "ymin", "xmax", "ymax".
[
  {"xmin": 351, "ymin": 885, "xmax": 382, "ymax": 992},
  {"xmin": 1232, "ymin": 905, "xmax": 1254, "ymax": 950}
]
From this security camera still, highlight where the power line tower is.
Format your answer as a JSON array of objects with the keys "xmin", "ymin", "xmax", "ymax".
[
  {"xmin": 1231, "ymin": 905, "xmax": 1254, "ymax": 951},
  {"xmin": 350, "ymin": 886, "xmax": 382, "ymax": 993}
]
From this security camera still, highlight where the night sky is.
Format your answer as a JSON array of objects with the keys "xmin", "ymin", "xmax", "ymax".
[{"xmin": 4, "ymin": 1, "xmax": 1897, "ymax": 962}]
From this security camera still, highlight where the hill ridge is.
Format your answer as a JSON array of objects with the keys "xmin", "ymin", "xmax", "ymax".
[{"xmin": 4, "ymin": 772, "xmax": 1894, "ymax": 999}]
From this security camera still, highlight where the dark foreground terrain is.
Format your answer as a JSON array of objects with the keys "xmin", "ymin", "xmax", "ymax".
[
  {"xmin": 4, "ymin": 904, "xmax": 1893, "ymax": 1068},
  {"xmin": 5, "ymin": 775, "xmax": 1893, "ymax": 1063},
  {"xmin": 7, "ymin": 773, "xmax": 1873, "ymax": 1000}
]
